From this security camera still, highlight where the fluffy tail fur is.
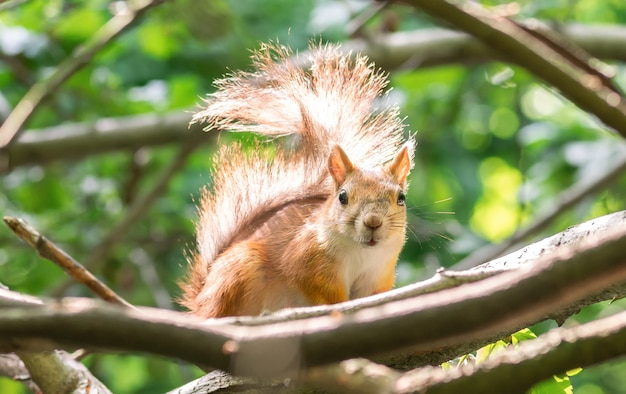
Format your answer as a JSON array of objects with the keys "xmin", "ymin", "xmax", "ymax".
[{"xmin": 180, "ymin": 43, "xmax": 414, "ymax": 306}]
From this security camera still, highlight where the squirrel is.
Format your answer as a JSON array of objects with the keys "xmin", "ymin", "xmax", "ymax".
[{"xmin": 180, "ymin": 43, "xmax": 415, "ymax": 318}]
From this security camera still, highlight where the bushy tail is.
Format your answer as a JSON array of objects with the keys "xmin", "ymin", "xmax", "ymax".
[
  {"xmin": 191, "ymin": 43, "xmax": 413, "ymax": 167},
  {"xmin": 181, "ymin": 42, "xmax": 414, "ymax": 305}
]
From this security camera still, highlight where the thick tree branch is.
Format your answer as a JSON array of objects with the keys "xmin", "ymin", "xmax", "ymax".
[
  {"xmin": 0, "ymin": 289, "xmax": 111, "ymax": 393},
  {"xmin": 0, "ymin": 211, "xmax": 625, "ymax": 380},
  {"xmin": 395, "ymin": 309, "xmax": 626, "ymax": 393},
  {"xmin": 302, "ymin": 359, "xmax": 401, "ymax": 394},
  {"xmin": 16, "ymin": 351, "xmax": 111, "ymax": 394},
  {"xmin": 341, "ymin": 23, "xmax": 626, "ymax": 72},
  {"xmin": 399, "ymin": 0, "xmax": 626, "ymax": 138},
  {"xmin": 168, "ymin": 370, "xmax": 289, "ymax": 394},
  {"xmin": 187, "ymin": 305, "xmax": 626, "ymax": 394},
  {"xmin": 291, "ymin": 309, "xmax": 626, "ymax": 394},
  {"xmin": 3, "ymin": 111, "xmax": 199, "ymax": 172},
  {"xmin": 0, "ymin": 354, "xmax": 37, "ymax": 393}
]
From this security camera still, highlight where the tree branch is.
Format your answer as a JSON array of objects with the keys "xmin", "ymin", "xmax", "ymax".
[
  {"xmin": 454, "ymin": 147, "xmax": 626, "ymax": 269},
  {"xmin": 286, "ymin": 309, "xmax": 626, "ymax": 394},
  {"xmin": 398, "ymin": 0, "xmax": 626, "ymax": 138},
  {"xmin": 3, "ymin": 111, "xmax": 198, "ymax": 173},
  {"xmin": 0, "ymin": 211, "xmax": 625, "ymax": 380},
  {"xmin": 0, "ymin": 289, "xmax": 111, "ymax": 393},
  {"xmin": 395, "ymin": 309, "xmax": 626, "ymax": 393},
  {"xmin": 168, "ymin": 369, "xmax": 289, "ymax": 394},
  {"xmin": 170, "ymin": 310, "xmax": 626, "ymax": 394},
  {"xmin": 0, "ymin": 0, "xmax": 166, "ymax": 157},
  {"xmin": 341, "ymin": 23, "xmax": 626, "ymax": 72},
  {"xmin": 3, "ymin": 216, "xmax": 133, "ymax": 308},
  {"xmin": 16, "ymin": 351, "xmax": 111, "ymax": 394},
  {"xmin": 0, "ymin": 353, "xmax": 37, "ymax": 393}
]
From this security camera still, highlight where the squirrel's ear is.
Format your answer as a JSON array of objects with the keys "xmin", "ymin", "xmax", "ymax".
[
  {"xmin": 388, "ymin": 145, "xmax": 412, "ymax": 189},
  {"xmin": 328, "ymin": 144, "xmax": 354, "ymax": 187}
]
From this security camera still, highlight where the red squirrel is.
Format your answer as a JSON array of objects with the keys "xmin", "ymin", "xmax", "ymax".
[{"xmin": 180, "ymin": 43, "xmax": 415, "ymax": 318}]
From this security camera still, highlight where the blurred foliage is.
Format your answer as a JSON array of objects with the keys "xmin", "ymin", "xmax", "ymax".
[{"xmin": 1, "ymin": 0, "xmax": 626, "ymax": 392}]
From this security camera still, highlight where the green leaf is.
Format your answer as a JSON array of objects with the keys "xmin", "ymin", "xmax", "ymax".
[
  {"xmin": 566, "ymin": 367, "xmax": 583, "ymax": 377},
  {"xmin": 512, "ymin": 328, "xmax": 538, "ymax": 345},
  {"xmin": 475, "ymin": 340, "xmax": 507, "ymax": 365},
  {"xmin": 528, "ymin": 374, "xmax": 573, "ymax": 394}
]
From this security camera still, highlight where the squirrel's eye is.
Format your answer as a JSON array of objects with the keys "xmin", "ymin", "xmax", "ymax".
[
  {"xmin": 397, "ymin": 191, "xmax": 406, "ymax": 206},
  {"xmin": 338, "ymin": 189, "xmax": 349, "ymax": 205}
]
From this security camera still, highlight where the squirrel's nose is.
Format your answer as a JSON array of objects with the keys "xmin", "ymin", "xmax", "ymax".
[{"xmin": 364, "ymin": 214, "xmax": 382, "ymax": 230}]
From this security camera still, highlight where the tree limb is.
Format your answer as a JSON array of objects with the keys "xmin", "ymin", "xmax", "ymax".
[
  {"xmin": 16, "ymin": 351, "xmax": 111, "ymax": 394},
  {"xmin": 398, "ymin": 0, "xmax": 626, "ymax": 138},
  {"xmin": 341, "ymin": 23, "xmax": 626, "ymax": 72},
  {"xmin": 3, "ymin": 111, "xmax": 199, "ymax": 173},
  {"xmin": 0, "ymin": 289, "xmax": 111, "ymax": 393},
  {"xmin": 168, "ymin": 370, "xmax": 290, "ymax": 394},
  {"xmin": 394, "ymin": 309, "xmax": 626, "ymax": 393},
  {"xmin": 287, "ymin": 309, "xmax": 626, "ymax": 394},
  {"xmin": 0, "ymin": 211, "xmax": 625, "ymax": 380},
  {"xmin": 172, "ymin": 311, "xmax": 626, "ymax": 393},
  {"xmin": 2, "ymin": 216, "xmax": 133, "ymax": 308},
  {"xmin": 0, "ymin": 0, "xmax": 166, "ymax": 157},
  {"xmin": 166, "ymin": 205, "xmax": 626, "ymax": 392}
]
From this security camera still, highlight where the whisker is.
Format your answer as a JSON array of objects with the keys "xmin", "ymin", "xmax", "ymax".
[
  {"xmin": 433, "ymin": 232, "xmax": 453, "ymax": 242},
  {"xmin": 406, "ymin": 224, "xmax": 423, "ymax": 249}
]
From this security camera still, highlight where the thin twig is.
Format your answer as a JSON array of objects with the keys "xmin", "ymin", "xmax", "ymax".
[
  {"xmin": 0, "ymin": 0, "xmax": 166, "ymax": 154},
  {"xmin": 129, "ymin": 247, "xmax": 174, "ymax": 310},
  {"xmin": 453, "ymin": 148, "xmax": 626, "ymax": 270},
  {"xmin": 50, "ymin": 132, "xmax": 205, "ymax": 297},
  {"xmin": 345, "ymin": 1, "xmax": 388, "ymax": 38},
  {"xmin": 2, "ymin": 217, "xmax": 134, "ymax": 309}
]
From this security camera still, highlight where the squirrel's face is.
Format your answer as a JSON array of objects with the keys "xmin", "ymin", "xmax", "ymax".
[
  {"xmin": 327, "ymin": 170, "xmax": 408, "ymax": 247},
  {"xmin": 325, "ymin": 143, "xmax": 412, "ymax": 247}
]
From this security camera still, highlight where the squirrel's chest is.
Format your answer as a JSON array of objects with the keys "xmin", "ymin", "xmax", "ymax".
[{"xmin": 335, "ymin": 239, "xmax": 400, "ymax": 299}]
